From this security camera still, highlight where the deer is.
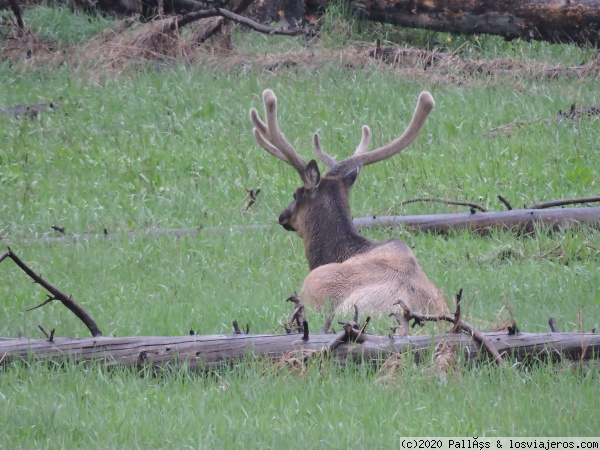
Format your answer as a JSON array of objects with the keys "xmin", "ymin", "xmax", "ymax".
[{"xmin": 249, "ymin": 89, "xmax": 448, "ymax": 316}]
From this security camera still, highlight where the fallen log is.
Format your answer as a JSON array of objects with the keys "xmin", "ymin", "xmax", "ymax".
[
  {"xmin": 1, "ymin": 331, "xmax": 598, "ymax": 370},
  {"xmin": 356, "ymin": 206, "xmax": 600, "ymax": 234},
  {"xmin": 306, "ymin": 0, "xmax": 600, "ymax": 46}
]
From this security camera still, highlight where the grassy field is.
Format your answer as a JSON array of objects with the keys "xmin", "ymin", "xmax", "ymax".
[{"xmin": 1, "ymin": 5, "xmax": 599, "ymax": 447}]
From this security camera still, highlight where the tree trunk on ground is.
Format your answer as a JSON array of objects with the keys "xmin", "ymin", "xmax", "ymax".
[
  {"xmin": 356, "ymin": 206, "xmax": 600, "ymax": 235},
  {"xmin": 1, "ymin": 331, "xmax": 598, "ymax": 370},
  {"xmin": 306, "ymin": 0, "xmax": 600, "ymax": 46}
]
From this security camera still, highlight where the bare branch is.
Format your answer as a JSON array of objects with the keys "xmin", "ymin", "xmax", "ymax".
[
  {"xmin": 497, "ymin": 195, "xmax": 513, "ymax": 210},
  {"xmin": 527, "ymin": 197, "xmax": 600, "ymax": 210},
  {"xmin": 321, "ymin": 308, "xmax": 337, "ymax": 334},
  {"xmin": 5, "ymin": 248, "xmax": 102, "ymax": 337},
  {"xmin": 174, "ymin": 7, "xmax": 313, "ymax": 37},
  {"xmin": 394, "ymin": 298, "xmax": 504, "ymax": 365},
  {"xmin": 27, "ymin": 295, "xmax": 57, "ymax": 311},
  {"xmin": 399, "ymin": 197, "xmax": 487, "ymax": 212}
]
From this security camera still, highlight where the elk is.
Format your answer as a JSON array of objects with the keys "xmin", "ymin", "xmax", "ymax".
[{"xmin": 249, "ymin": 89, "xmax": 448, "ymax": 315}]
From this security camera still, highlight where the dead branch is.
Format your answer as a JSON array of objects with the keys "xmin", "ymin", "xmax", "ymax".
[
  {"xmin": 400, "ymin": 197, "xmax": 487, "ymax": 212},
  {"xmin": 395, "ymin": 296, "xmax": 504, "ymax": 365},
  {"xmin": 451, "ymin": 288, "xmax": 463, "ymax": 334},
  {"xmin": 497, "ymin": 195, "xmax": 514, "ymax": 210},
  {"xmin": 4, "ymin": 248, "xmax": 102, "ymax": 337},
  {"xmin": 321, "ymin": 308, "xmax": 337, "ymax": 334},
  {"xmin": 282, "ymin": 294, "xmax": 305, "ymax": 334},
  {"xmin": 526, "ymin": 197, "xmax": 600, "ymax": 210},
  {"xmin": 173, "ymin": 6, "xmax": 312, "ymax": 38},
  {"xmin": 242, "ymin": 188, "xmax": 260, "ymax": 213},
  {"xmin": 549, "ymin": 318, "xmax": 559, "ymax": 333}
]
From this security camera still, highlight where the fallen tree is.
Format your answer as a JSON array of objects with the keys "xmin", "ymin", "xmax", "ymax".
[
  {"xmin": 2, "ymin": 330, "xmax": 598, "ymax": 370},
  {"xmin": 356, "ymin": 205, "xmax": 600, "ymax": 234},
  {"xmin": 306, "ymin": 0, "xmax": 600, "ymax": 46},
  {"xmin": 1, "ymin": 249, "xmax": 598, "ymax": 372}
]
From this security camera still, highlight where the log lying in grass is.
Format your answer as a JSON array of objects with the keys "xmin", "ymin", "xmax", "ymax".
[
  {"xmin": 356, "ymin": 206, "xmax": 600, "ymax": 234},
  {"xmin": 1, "ymin": 331, "xmax": 598, "ymax": 370},
  {"xmin": 306, "ymin": 0, "xmax": 600, "ymax": 46}
]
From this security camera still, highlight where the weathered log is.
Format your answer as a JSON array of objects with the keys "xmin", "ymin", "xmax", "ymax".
[
  {"xmin": 1, "ymin": 331, "xmax": 598, "ymax": 370},
  {"xmin": 306, "ymin": 0, "xmax": 600, "ymax": 46},
  {"xmin": 355, "ymin": 206, "xmax": 600, "ymax": 234}
]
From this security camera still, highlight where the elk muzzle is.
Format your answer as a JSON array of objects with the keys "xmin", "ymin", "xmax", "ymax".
[{"xmin": 278, "ymin": 208, "xmax": 296, "ymax": 232}]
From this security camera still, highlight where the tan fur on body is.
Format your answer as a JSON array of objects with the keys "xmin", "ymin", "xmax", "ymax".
[{"xmin": 301, "ymin": 239, "xmax": 447, "ymax": 314}]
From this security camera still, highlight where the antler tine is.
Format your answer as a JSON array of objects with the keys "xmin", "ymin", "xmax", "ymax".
[
  {"xmin": 261, "ymin": 89, "xmax": 307, "ymax": 176},
  {"xmin": 312, "ymin": 125, "xmax": 371, "ymax": 170},
  {"xmin": 354, "ymin": 125, "xmax": 371, "ymax": 155},
  {"xmin": 327, "ymin": 92, "xmax": 434, "ymax": 176},
  {"xmin": 312, "ymin": 133, "xmax": 337, "ymax": 169},
  {"xmin": 357, "ymin": 91, "xmax": 434, "ymax": 166},
  {"xmin": 251, "ymin": 126, "xmax": 291, "ymax": 162}
]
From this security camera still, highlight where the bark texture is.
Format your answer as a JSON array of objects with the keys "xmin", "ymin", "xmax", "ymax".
[
  {"xmin": 355, "ymin": 206, "xmax": 600, "ymax": 234},
  {"xmin": 1, "ymin": 331, "xmax": 598, "ymax": 370},
  {"xmin": 306, "ymin": 0, "xmax": 600, "ymax": 46}
]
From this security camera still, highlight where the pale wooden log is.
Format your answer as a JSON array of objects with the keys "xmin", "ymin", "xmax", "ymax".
[
  {"xmin": 355, "ymin": 207, "xmax": 600, "ymax": 234},
  {"xmin": 1, "ymin": 332, "xmax": 598, "ymax": 370}
]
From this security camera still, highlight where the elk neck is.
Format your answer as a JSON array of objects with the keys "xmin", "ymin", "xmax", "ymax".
[{"xmin": 302, "ymin": 180, "xmax": 374, "ymax": 270}]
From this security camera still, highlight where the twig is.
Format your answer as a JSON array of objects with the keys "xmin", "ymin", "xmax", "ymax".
[
  {"xmin": 451, "ymin": 289, "xmax": 463, "ymax": 333},
  {"xmin": 283, "ymin": 294, "xmax": 305, "ymax": 333},
  {"xmin": 357, "ymin": 316, "xmax": 370, "ymax": 338},
  {"xmin": 527, "ymin": 197, "xmax": 600, "ymax": 210},
  {"xmin": 394, "ymin": 299, "xmax": 504, "ymax": 365},
  {"xmin": 38, "ymin": 324, "xmax": 50, "ymax": 339},
  {"xmin": 232, "ymin": 320, "xmax": 242, "ymax": 334},
  {"xmin": 549, "ymin": 317, "xmax": 559, "ymax": 333},
  {"xmin": 51, "ymin": 225, "xmax": 65, "ymax": 234},
  {"xmin": 27, "ymin": 295, "xmax": 57, "ymax": 311},
  {"xmin": 5, "ymin": 248, "xmax": 102, "ymax": 337},
  {"xmin": 497, "ymin": 195, "xmax": 513, "ymax": 210},
  {"xmin": 399, "ymin": 197, "xmax": 487, "ymax": 212},
  {"xmin": 0, "ymin": 251, "xmax": 9, "ymax": 264},
  {"xmin": 302, "ymin": 321, "xmax": 309, "ymax": 342},
  {"xmin": 241, "ymin": 188, "xmax": 260, "ymax": 214},
  {"xmin": 389, "ymin": 299, "xmax": 410, "ymax": 336},
  {"xmin": 321, "ymin": 308, "xmax": 337, "ymax": 334}
]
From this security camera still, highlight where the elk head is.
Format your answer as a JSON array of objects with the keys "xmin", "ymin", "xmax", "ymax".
[{"xmin": 249, "ymin": 89, "xmax": 435, "ymax": 271}]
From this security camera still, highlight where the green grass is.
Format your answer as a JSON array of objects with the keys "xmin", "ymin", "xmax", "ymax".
[
  {"xmin": 1, "ymin": 5, "xmax": 600, "ymax": 447},
  {"xmin": 18, "ymin": 5, "xmax": 116, "ymax": 44}
]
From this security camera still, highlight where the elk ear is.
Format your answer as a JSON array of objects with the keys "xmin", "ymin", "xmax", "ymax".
[
  {"xmin": 342, "ymin": 166, "xmax": 360, "ymax": 189},
  {"xmin": 303, "ymin": 160, "xmax": 321, "ymax": 190}
]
